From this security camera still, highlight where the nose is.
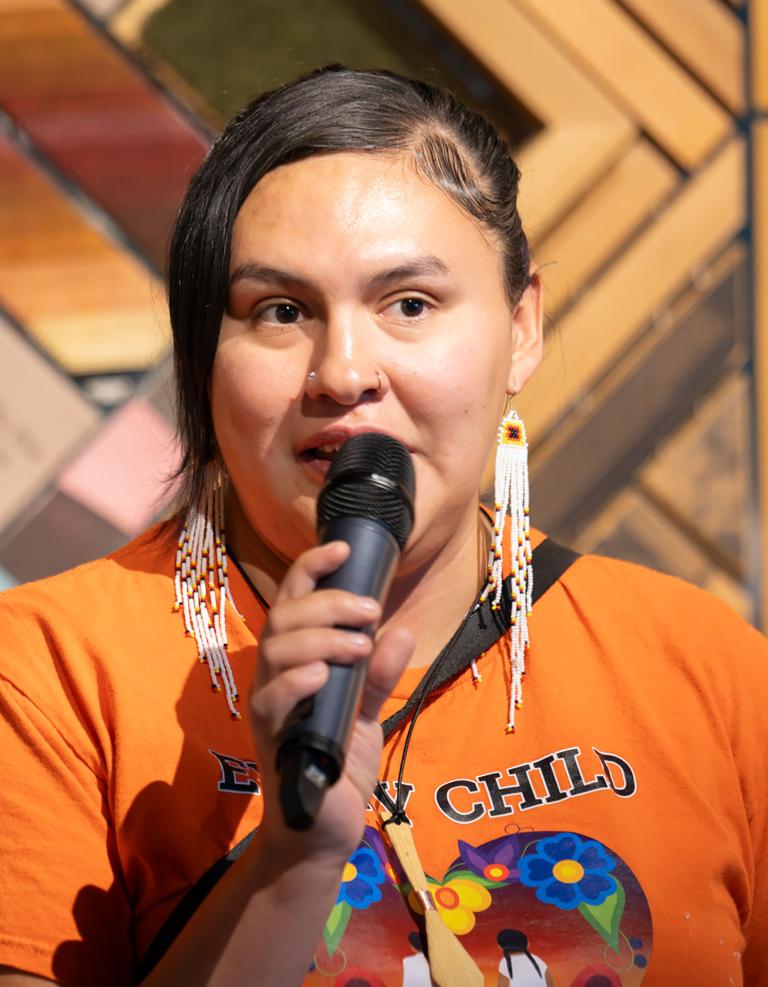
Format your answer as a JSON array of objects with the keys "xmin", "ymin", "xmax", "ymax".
[{"xmin": 305, "ymin": 318, "xmax": 383, "ymax": 405}]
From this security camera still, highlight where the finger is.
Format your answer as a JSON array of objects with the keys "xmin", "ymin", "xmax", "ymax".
[
  {"xmin": 266, "ymin": 590, "xmax": 381, "ymax": 637},
  {"xmin": 359, "ymin": 626, "xmax": 415, "ymax": 722},
  {"xmin": 275, "ymin": 541, "xmax": 350, "ymax": 604},
  {"xmin": 250, "ymin": 662, "xmax": 330, "ymax": 738},
  {"xmin": 258, "ymin": 627, "xmax": 373, "ymax": 676}
]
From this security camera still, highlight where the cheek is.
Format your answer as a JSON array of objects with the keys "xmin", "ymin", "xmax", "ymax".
[
  {"xmin": 209, "ymin": 341, "xmax": 292, "ymax": 461},
  {"xmin": 401, "ymin": 338, "xmax": 504, "ymax": 445}
]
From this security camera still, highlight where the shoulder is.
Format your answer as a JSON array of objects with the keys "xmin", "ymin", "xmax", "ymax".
[
  {"xmin": 562, "ymin": 548, "xmax": 756, "ymax": 634},
  {"xmin": 551, "ymin": 547, "xmax": 768, "ymax": 700},
  {"xmin": 0, "ymin": 522, "xmax": 182, "ymax": 708}
]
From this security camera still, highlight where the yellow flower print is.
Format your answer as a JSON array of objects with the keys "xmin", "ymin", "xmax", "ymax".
[{"xmin": 408, "ymin": 876, "xmax": 492, "ymax": 935}]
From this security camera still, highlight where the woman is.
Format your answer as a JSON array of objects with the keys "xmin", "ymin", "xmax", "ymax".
[
  {"xmin": 0, "ymin": 66, "xmax": 766, "ymax": 987},
  {"xmin": 495, "ymin": 928, "xmax": 551, "ymax": 987}
]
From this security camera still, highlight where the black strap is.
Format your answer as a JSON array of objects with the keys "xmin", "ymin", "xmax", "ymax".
[
  {"xmin": 136, "ymin": 538, "xmax": 580, "ymax": 982},
  {"xmin": 381, "ymin": 538, "xmax": 580, "ymax": 740}
]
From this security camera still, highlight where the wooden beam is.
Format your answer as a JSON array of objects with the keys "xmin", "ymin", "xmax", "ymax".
[
  {"xmin": 517, "ymin": 138, "xmax": 745, "ymax": 445},
  {"xmin": 619, "ymin": 0, "xmax": 744, "ymax": 114},
  {"xmin": 0, "ymin": 137, "xmax": 169, "ymax": 373},
  {"xmin": 574, "ymin": 489, "xmax": 752, "ymax": 618},
  {"xmin": 531, "ymin": 246, "xmax": 744, "ymax": 540},
  {"xmin": 753, "ymin": 0, "xmax": 768, "ymax": 111},
  {"xmin": 515, "ymin": 0, "xmax": 733, "ymax": 168},
  {"xmin": 415, "ymin": 0, "xmax": 634, "ymax": 237},
  {"xmin": 535, "ymin": 140, "xmax": 678, "ymax": 316},
  {"xmin": 753, "ymin": 116, "xmax": 768, "ymax": 624}
]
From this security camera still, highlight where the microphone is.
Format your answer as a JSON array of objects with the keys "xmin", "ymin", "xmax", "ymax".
[{"xmin": 276, "ymin": 432, "xmax": 416, "ymax": 830}]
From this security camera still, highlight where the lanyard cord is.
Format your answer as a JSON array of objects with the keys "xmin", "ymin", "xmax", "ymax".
[
  {"xmin": 375, "ymin": 537, "xmax": 582, "ymax": 823},
  {"xmin": 376, "ymin": 608, "xmax": 477, "ymax": 826}
]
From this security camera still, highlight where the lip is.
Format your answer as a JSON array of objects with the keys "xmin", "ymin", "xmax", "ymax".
[
  {"xmin": 295, "ymin": 425, "xmax": 414, "ymax": 481},
  {"xmin": 295, "ymin": 425, "xmax": 413, "ymax": 456}
]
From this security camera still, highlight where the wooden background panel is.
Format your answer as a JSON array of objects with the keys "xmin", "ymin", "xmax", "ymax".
[
  {"xmin": 753, "ymin": 115, "xmax": 768, "ymax": 619},
  {"xmin": 518, "ymin": 123, "xmax": 634, "ymax": 240},
  {"xmin": 417, "ymin": 0, "xmax": 627, "ymax": 123},
  {"xmin": 415, "ymin": 0, "xmax": 634, "ymax": 238},
  {"xmin": 0, "ymin": 312, "xmax": 100, "ymax": 535},
  {"xmin": 518, "ymin": 138, "xmax": 745, "ymax": 445},
  {"xmin": 514, "ymin": 0, "xmax": 733, "ymax": 168},
  {"xmin": 641, "ymin": 372, "xmax": 750, "ymax": 578},
  {"xmin": 534, "ymin": 140, "xmax": 678, "ymax": 316},
  {"xmin": 0, "ymin": 137, "xmax": 169, "ymax": 373},
  {"xmin": 618, "ymin": 0, "xmax": 744, "ymax": 112},
  {"xmin": 0, "ymin": 0, "xmax": 208, "ymax": 267},
  {"xmin": 574, "ymin": 489, "xmax": 753, "ymax": 618},
  {"xmin": 529, "ymin": 249, "xmax": 744, "ymax": 538},
  {"xmin": 754, "ymin": 0, "xmax": 768, "ymax": 110}
]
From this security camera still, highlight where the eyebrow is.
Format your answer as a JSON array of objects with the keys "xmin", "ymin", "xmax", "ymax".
[{"xmin": 228, "ymin": 256, "xmax": 451, "ymax": 292}]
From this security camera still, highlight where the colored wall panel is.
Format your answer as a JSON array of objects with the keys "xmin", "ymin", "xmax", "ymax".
[
  {"xmin": 0, "ymin": 0, "xmax": 209, "ymax": 267},
  {"xmin": 642, "ymin": 373, "xmax": 750, "ymax": 577},
  {"xmin": 57, "ymin": 396, "xmax": 180, "ymax": 536},
  {"xmin": 0, "ymin": 491, "xmax": 126, "ymax": 583},
  {"xmin": 0, "ymin": 312, "xmax": 100, "ymax": 538},
  {"xmin": 0, "ymin": 136, "xmax": 170, "ymax": 373}
]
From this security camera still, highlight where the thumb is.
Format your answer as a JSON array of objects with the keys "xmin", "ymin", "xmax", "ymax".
[{"xmin": 359, "ymin": 626, "xmax": 414, "ymax": 721}]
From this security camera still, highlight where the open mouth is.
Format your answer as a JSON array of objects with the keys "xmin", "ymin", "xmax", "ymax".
[{"xmin": 298, "ymin": 442, "xmax": 343, "ymax": 464}]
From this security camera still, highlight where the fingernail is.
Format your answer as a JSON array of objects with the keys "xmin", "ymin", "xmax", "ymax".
[{"xmin": 358, "ymin": 598, "xmax": 380, "ymax": 615}]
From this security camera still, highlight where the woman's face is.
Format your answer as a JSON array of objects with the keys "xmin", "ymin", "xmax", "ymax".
[{"xmin": 211, "ymin": 151, "xmax": 542, "ymax": 568}]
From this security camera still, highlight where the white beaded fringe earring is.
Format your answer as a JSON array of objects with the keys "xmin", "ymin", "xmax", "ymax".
[
  {"xmin": 478, "ymin": 408, "xmax": 533, "ymax": 733},
  {"xmin": 174, "ymin": 460, "xmax": 244, "ymax": 719}
]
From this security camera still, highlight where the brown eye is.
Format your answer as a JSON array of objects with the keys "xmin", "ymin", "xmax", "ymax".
[
  {"xmin": 400, "ymin": 298, "xmax": 425, "ymax": 317},
  {"xmin": 253, "ymin": 301, "xmax": 304, "ymax": 325},
  {"xmin": 274, "ymin": 303, "xmax": 300, "ymax": 324}
]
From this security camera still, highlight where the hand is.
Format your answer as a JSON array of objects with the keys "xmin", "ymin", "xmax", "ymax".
[{"xmin": 250, "ymin": 540, "xmax": 413, "ymax": 865}]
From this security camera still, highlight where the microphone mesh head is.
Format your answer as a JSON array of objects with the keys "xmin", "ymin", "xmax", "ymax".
[{"xmin": 317, "ymin": 433, "xmax": 415, "ymax": 548}]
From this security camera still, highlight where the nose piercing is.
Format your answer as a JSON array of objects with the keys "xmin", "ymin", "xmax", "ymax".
[{"xmin": 307, "ymin": 369, "xmax": 382, "ymax": 389}]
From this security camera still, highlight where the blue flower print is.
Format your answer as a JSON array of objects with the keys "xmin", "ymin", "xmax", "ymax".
[
  {"xmin": 518, "ymin": 833, "xmax": 617, "ymax": 910},
  {"xmin": 337, "ymin": 846, "xmax": 386, "ymax": 910}
]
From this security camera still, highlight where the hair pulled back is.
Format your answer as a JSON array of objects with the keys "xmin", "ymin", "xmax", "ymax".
[{"xmin": 169, "ymin": 65, "xmax": 531, "ymax": 505}]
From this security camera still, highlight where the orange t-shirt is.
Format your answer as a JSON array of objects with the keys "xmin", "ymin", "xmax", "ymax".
[{"xmin": 0, "ymin": 523, "xmax": 766, "ymax": 986}]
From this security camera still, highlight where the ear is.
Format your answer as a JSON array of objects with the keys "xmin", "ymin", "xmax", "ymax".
[{"xmin": 506, "ymin": 268, "xmax": 544, "ymax": 396}]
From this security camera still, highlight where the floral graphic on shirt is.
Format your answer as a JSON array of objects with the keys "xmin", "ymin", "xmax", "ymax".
[
  {"xmin": 456, "ymin": 833, "xmax": 521, "ymax": 885},
  {"xmin": 337, "ymin": 847, "xmax": 386, "ymax": 909},
  {"xmin": 311, "ymin": 828, "xmax": 651, "ymax": 984},
  {"xmin": 408, "ymin": 875, "xmax": 492, "ymax": 934},
  {"xmin": 518, "ymin": 833, "xmax": 626, "ymax": 951},
  {"xmin": 322, "ymin": 840, "xmax": 388, "ymax": 957},
  {"xmin": 519, "ymin": 833, "xmax": 617, "ymax": 909}
]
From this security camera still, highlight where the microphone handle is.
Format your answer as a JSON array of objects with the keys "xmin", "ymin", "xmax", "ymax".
[{"xmin": 276, "ymin": 516, "xmax": 400, "ymax": 830}]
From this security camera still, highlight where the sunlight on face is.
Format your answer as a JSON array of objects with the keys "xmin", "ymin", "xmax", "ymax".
[{"xmin": 211, "ymin": 151, "xmax": 537, "ymax": 568}]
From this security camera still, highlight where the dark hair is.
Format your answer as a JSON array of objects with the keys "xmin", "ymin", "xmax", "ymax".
[
  {"xmin": 497, "ymin": 928, "xmax": 542, "ymax": 980},
  {"xmin": 497, "ymin": 928, "xmax": 528, "ymax": 952},
  {"xmin": 169, "ymin": 64, "xmax": 531, "ymax": 506}
]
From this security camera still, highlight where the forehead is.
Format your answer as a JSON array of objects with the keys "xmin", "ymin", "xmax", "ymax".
[{"xmin": 229, "ymin": 151, "xmax": 502, "ymax": 277}]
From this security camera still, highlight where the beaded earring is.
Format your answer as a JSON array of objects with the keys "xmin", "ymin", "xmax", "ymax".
[
  {"xmin": 174, "ymin": 461, "xmax": 243, "ymax": 718},
  {"xmin": 478, "ymin": 408, "xmax": 532, "ymax": 733}
]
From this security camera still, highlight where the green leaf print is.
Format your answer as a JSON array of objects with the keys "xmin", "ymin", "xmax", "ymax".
[
  {"xmin": 322, "ymin": 900, "xmax": 352, "ymax": 956},
  {"xmin": 577, "ymin": 881, "xmax": 626, "ymax": 951}
]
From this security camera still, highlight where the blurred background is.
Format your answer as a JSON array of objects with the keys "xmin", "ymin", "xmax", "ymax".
[{"xmin": 1, "ymin": 0, "xmax": 766, "ymax": 624}]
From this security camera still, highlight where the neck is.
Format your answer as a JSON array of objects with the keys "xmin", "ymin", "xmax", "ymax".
[
  {"xmin": 226, "ymin": 490, "xmax": 292, "ymax": 605},
  {"xmin": 380, "ymin": 506, "xmax": 490, "ymax": 668},
  {"xmin": 227, "ymin": 491, "xmax": 491, "ymax": 671}
]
